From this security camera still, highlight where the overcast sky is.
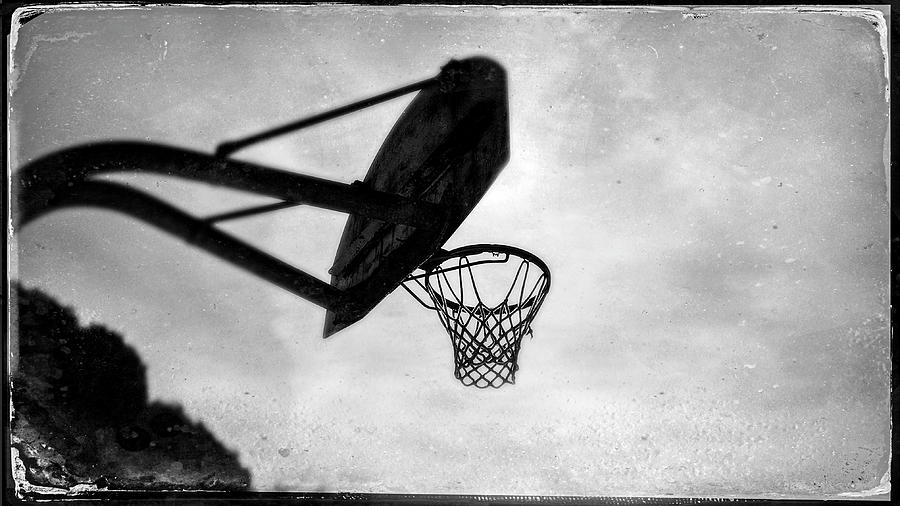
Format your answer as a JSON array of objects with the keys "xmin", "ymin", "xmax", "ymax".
[{"xmin": 9, "ymin": 5, "xmax": 890, "ymax": 496}]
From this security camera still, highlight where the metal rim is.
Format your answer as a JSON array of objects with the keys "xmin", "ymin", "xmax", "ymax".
[
  {"xmin": 419, "ymin": 243, "xmax": 552, "ymax": 283},
  {"xmin": 400, "ymin": 243, "xmax": 551, "ymax": 312}
]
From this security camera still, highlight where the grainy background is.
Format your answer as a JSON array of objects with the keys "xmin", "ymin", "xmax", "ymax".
[{"xmin": 9, "ymin": 5, "xmax": 890, "ymax": 497}]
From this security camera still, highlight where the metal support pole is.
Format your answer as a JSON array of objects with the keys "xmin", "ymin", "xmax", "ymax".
[
  {"xmin": 13, "ymin": 142, "xmax": 448, "ymax": 229},
  {"xmin": 18, "ymin": 180, "xmax": 356, "ymax": 313}
]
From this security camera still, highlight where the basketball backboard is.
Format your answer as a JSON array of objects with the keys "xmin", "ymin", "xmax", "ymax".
[{"xmin": 324, "ymin": 57, "xmax": 510, "ymax": 337}]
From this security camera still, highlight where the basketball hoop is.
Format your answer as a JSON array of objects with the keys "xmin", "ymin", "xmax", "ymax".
[{"xmin": 402, "ymin": 244, "xmax": 551, "ymax": 388}]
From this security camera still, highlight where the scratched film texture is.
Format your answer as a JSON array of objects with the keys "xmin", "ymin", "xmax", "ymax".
[{"xmin": 8, "ymin": 5, "xmax": 891, "ymax": 497}]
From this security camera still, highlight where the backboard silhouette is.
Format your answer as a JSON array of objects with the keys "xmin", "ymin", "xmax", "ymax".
[{"xmin": 324, "ymin": 57, "xmax": 510, "ymax": 336}]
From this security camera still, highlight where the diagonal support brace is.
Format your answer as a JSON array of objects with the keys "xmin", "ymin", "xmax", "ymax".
[{"xmin": 17, "ymin": 180, "xmax": 360, "ymax": 313}]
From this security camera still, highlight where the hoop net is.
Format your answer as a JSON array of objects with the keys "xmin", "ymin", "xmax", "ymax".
[{"xmin": 403, "ymin": 244, "xmax": 551, "ymax": 388}]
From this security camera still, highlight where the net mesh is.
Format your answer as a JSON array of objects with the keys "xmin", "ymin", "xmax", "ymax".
[{"xmin": 403, "ymin": 245, "xmax": 550, "ymax": 388}]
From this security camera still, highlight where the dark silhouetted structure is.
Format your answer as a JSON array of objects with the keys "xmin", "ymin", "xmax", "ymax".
[{"xmin": 11, "ymin": 284, "xmax": 251, "ymax": 491}]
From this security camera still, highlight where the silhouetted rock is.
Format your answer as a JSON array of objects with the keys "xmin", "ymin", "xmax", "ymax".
[{"xmin": 11, "ymin": 284, "xmax": 251, "ymax": 491}]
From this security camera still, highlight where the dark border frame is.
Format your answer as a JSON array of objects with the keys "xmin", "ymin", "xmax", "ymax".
[{"xmin": 3, "ymin": 1, "xmax": 893, "ymax": 504}]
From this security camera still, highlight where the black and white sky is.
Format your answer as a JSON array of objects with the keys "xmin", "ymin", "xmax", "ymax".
[{"xmin": 9, "ymin": 5, "xmax": 891, "ymax": 496}]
